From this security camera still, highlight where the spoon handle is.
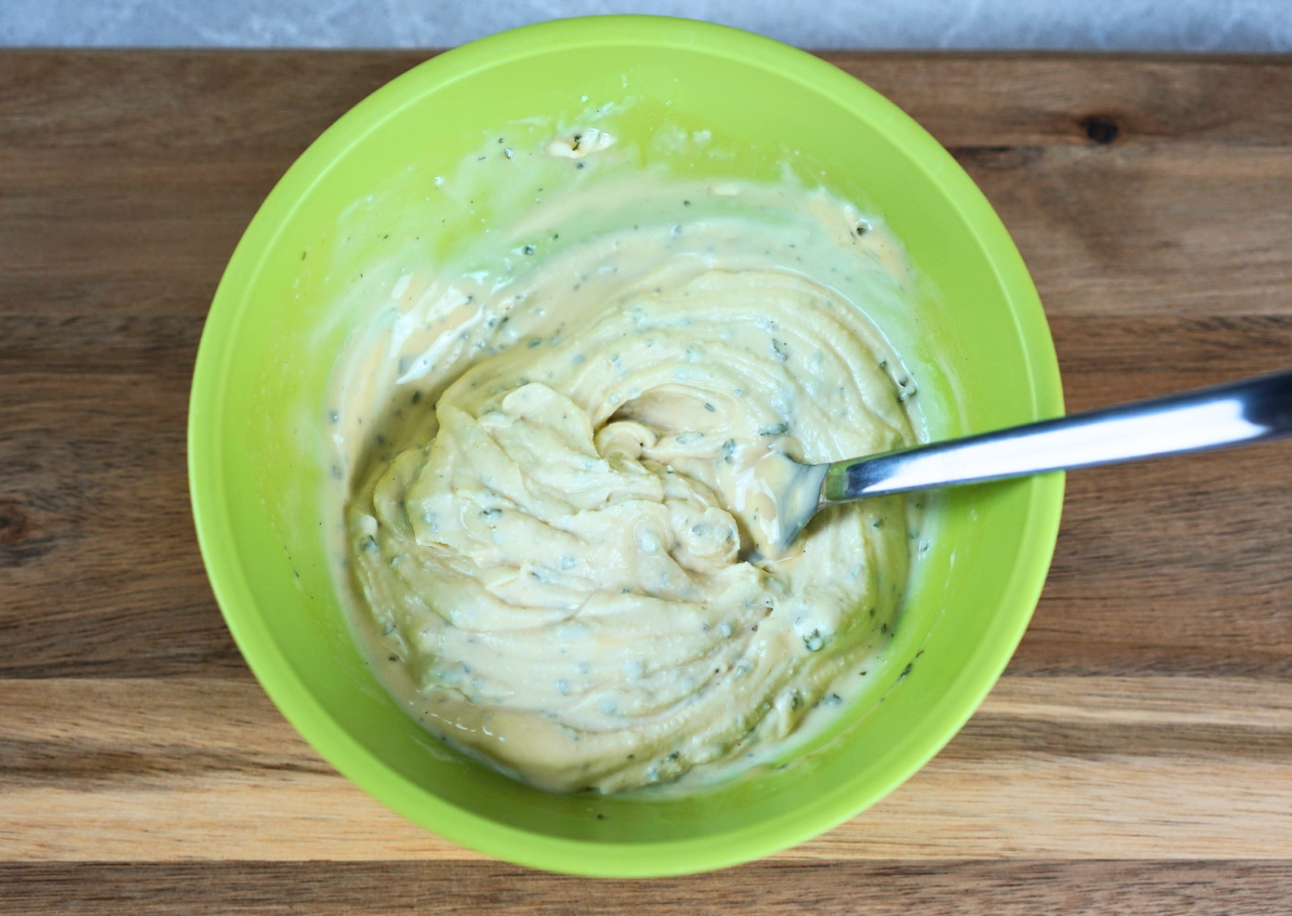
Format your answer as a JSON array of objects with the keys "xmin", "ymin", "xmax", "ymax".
[{"xmin": 823, "ymin": 368, "xmax": 1292, "ymax": 503}]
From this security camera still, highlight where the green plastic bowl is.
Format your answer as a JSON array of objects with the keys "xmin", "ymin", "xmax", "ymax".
[{"xmin": 189, "ymin": 15, "xmax": 1063, "ymax": 877}]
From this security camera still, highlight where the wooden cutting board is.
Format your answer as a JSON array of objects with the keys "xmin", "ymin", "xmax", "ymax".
[{"xmin": 2, "ymin": 50, "xmax": 1290, "ymax": 914}]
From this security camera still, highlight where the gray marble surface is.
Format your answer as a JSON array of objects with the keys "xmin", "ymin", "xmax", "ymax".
[{"xmin": 2, "ymin": 0, "xmax": 1289, "ymax": 51}]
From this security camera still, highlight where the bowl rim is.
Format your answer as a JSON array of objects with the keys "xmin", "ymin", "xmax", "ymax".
[{"xmin": 189, "ymin": 14, "xmax": 1065, "ymax": 878}]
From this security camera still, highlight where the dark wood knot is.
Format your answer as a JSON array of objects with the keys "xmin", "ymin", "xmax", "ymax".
[
  {"xmin": 1080, "ymin": 115, "xmax": 1121, "ymax": 145},
  {"xmin": 0, "ymin": 499, "xmax": 31, "ymax": 546}
]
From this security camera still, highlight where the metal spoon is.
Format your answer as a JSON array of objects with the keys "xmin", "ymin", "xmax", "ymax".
[{"xmin": 774, "ymin": 368, "xmax": 1292, "ymax": 551}]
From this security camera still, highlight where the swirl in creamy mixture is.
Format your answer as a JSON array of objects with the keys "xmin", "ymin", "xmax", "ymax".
[{"xmin": 334, "ymin": 174, "xmax": 921, "ymax": 792}]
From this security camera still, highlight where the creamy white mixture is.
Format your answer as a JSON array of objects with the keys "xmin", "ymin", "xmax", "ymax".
[{"xmin": 328, "ymin": 159, "xmax": 924, "ymax": 793}]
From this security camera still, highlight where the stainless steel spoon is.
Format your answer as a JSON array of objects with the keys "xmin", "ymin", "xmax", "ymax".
[{"xmin": 774, "ymin": 368, "xmax": 1292, "ymax": 551}]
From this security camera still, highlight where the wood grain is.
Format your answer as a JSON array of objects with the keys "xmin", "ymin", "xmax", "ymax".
[
  {"xmin": 4, "ymin": 861, "xmax": 1292, "ymax": 916},
  {"xmin": 3, "ymin": 677, "xmax": 1291, "ymax": 862},
  {"xmin": 2, "ymin": 50, "xmax": 1291, "ymax": 912}
]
